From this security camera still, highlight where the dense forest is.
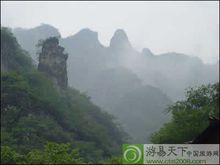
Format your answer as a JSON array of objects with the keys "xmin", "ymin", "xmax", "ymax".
[{"xmin": 1, "ymin": 26, "xmax": 219, "ymax": 164}]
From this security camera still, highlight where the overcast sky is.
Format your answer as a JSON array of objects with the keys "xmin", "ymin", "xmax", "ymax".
[{"xmin": 1, "ymin": 1, "xmax": 219, "ymax": 64}]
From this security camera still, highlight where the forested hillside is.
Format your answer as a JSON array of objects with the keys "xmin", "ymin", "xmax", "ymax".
[{"xmin": 1, "ymin": 27, "xmax": 127, "ymax": 164}]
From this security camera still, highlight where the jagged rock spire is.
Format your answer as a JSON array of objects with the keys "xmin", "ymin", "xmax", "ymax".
[{"xmin": 38, "ymin": 37, "xmax": 68, "ymax": 92}]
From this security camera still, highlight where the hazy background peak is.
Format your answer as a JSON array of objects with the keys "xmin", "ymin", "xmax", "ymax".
[{"xmin": 1, "ymin": 1, "xmax": 219, "ymax": 64}]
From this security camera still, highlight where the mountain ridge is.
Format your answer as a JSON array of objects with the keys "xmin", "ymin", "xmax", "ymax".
[
  {"xmin": 11, "ymin": 24, "xmax": 219, "ymax": 142},
  {"xmin": 13, "ymin": 24, "xmax": 217, "ymax": 64}
]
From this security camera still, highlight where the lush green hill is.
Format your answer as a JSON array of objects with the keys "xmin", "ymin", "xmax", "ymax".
[{"xmin": 1, "ymin": 27, "xmax": 127, "ymax": 164}]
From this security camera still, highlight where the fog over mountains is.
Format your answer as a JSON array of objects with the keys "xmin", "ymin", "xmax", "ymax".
[{"xmin": 13, "ymin": 24, "xmax": 219, "ymax": 142}]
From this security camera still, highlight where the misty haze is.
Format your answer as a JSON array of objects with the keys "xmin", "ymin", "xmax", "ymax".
[{"xmin": 1, "ymin": 1, "xmax": 219, "ymax": 164}]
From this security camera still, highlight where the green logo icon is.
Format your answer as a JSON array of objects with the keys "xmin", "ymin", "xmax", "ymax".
[{"xmin": 123, "ymin": 144, "xmax": 143, "ymax": 164}]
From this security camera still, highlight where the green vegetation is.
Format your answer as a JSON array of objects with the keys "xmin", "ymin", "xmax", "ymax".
[
  {"xmin": 1, "ymin": 27, "xmax": 126, "ymax": 164},
  {"xmin": 150, "ymin": 82, "xmax": 219, "ymax": 144},
  {"xmin": 1, "ymin": 26, "xmax": 218, "ymax": 164},
  {"xmin": 1, "ymin": 142, "xmax": 122, "ymax": 164},
  {"xmin": 1, "ymin": 27, "xmax": 33, "ymax": 71}
]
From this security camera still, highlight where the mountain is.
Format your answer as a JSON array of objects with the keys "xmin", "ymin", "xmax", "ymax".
[
  {"xmin": 1, "ymin": 27, "xmax": 127, "ymax": 163},
  {"xmin": 127, "ymin": 51, "xmax": 219, "ymax": 101},
  {"xmin": 59, "ymin": 28, "xmax": 107, "ymax": 92},
  {"xmin": 109, "ymin": 29, "xmax": 132, "ymax": 51},
  {"xmin": 1, "ymin": 27, "xmax": 34, "ymax": 72},
  {"xmin": 60, "ymin": 28, "xmax": 173, "ymax": 143},
  {"xmin": 11, "ymin": 24, "xmax": 219, "ymax": 143},
  {"xmin": 13, "ymin": 24, "xmax": 60, "ymax": 63},
  {"xmin": 112, "ymin": 85, "xmax": 172, "ymax": 143}
]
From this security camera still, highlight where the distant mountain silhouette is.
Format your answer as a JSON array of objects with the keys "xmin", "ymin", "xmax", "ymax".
[
  {"xmin": 13, "ymin": 24, "xmax": 60, "ymax": 63},
  {"xmin": 110, "ymin": 29, "xmax": 132, "ymax": 50}
]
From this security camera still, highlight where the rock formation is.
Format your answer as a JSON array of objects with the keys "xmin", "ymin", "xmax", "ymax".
[
  {"xmin": 38, "ymin": 37, "xmax": 68, "ymax": 92},
  {"xmin": 110, "ymin": 29, "xmax": 132, "ymax": 51}
]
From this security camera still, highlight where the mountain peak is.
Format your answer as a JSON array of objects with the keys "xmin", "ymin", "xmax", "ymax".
[
  {"xmin": 75, "ymin": 28, "xmax": 98, "ymax": 39},
  {"xmin": 142, "ymin": 48, "xmax": 154, "ymax": 56},
  {"xmin": 14, "ymin": 24, "xmax": 61, "ymax": 37},
  {"xmin": 113, "ymin": 29, "xmax": 128, "ymax": 40},
  {"xmin": 110, "ymin": 29, "xmax": 132, "ymax": 50},
  {"xmin": 70, "ymin": 28, "xmax": 102, "ymax": 46}
]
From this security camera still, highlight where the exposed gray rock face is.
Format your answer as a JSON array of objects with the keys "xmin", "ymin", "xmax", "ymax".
[{"xmin": 38, "ymin": 37, "xmax": 68, "ymax": 91}]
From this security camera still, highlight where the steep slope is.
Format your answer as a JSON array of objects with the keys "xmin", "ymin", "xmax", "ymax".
[
  {"xmin": 113, "ymin": 85, "xmax": 172, "ymax": 143},
  {"xmin": 1, "ymin": 27, "xmax": 33, "ymax": 72},
  {"xmin": 38, "ymin": 37, "xmax": 68, "ymax": 92},
  {"xmin": 60, "ymin": 29, "xmax": 172, "ymax": 143},
  {"xmin": 1, "ymin": 27, "xmax": 127, "ymax": 163},
  {"xmin": 59, "ymin": 28, "xmax": 107, "ymax": 91}
]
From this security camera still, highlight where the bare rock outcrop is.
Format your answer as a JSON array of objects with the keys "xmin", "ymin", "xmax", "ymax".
[{"xmin": 38, "ymin": 37, "xmax": 68, "ymax": 92}]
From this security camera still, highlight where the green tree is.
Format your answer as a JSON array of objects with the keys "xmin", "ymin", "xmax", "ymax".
[
  {"xmin": 1, "ymin": 142, "xmax": 87, "ymax": 164},
  {"xmin": 1, "ymin": 146, "xmax": 26, "ymax": 164},
  {"xmin": 43, "ymin": 142, "xmax": 86, "ymax": 164},
  {"xmin": 151, "ymin": 82, "xmax": 219, "ymax": 144}
]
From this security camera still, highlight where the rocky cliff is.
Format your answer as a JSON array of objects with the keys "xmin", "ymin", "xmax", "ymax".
[{"xmin": 38, "ymin": 37, "xmax": 68, "ymax": 92}]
